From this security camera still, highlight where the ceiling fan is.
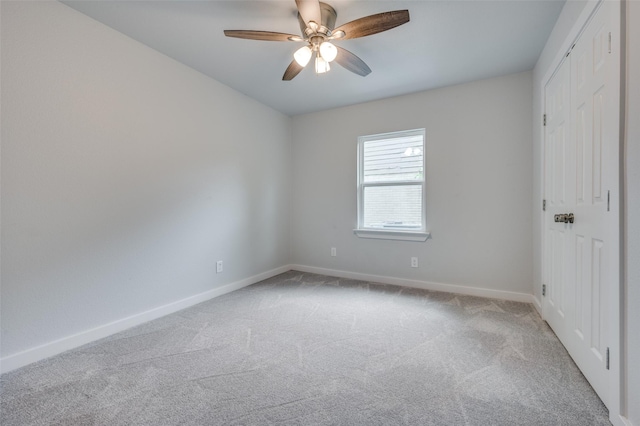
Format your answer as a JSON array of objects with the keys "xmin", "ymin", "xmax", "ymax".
[{"xmin": 224, "ymin": 0, "xmax": 410, "ymax": 81}]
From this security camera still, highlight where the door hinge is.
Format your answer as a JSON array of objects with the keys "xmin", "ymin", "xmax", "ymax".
[
  {"xmin": 543, "ymin": 114, "xmax": 547, "ymax": 127},
  {"xmin": 608, "ymin": 32, "xmax": 612, "ymax": 54},
  {"xmin": 607, "ymin": 190, "xmax": 610, "ymax": 212},
  {"xmin": 566, "ymin": 43, "xmax": 575, "ymax": 57},
  {"xmin": 543, "ymin": 199, "xmax": 546, "ymax": 211},
  {"xmin": 542, "ymin": 284, "xmax": 546, "ymax": 297},
  {"xmin": 606, "ymin": 347, "xmax": 610, "ymax": 370}
]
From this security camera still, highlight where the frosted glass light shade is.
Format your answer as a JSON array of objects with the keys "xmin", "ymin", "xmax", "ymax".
[
  {"xmin": 294, "ymin": 46, "xmax": 312, "ymax": 66},
  {"xmin": 319, "ymin": 42, "xmax": 337, "ymax": 62},
  {"xmin": 315, "ymin": 56, "xmax": 330, "ymax": 73}
]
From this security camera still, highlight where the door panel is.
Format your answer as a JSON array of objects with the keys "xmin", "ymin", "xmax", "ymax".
[
  {"xmin": 593, "ymin": 88, "xmax": 605, "ymax": 203},
  {"xmin": 575, "ymin": 235, "xmax": 584, "ymax": 339},
  {"xmin": 576, "ymin": 104, "xmax": 586, "ymax": 204},
  {"xmin": 590, "ymin": 238, "xmax": 604, "ymax": 356}
]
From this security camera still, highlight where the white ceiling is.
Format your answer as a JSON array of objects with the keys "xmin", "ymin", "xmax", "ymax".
[{"xmin": 62, "ymin": 0, "xmax": 565, "ymax": 116}]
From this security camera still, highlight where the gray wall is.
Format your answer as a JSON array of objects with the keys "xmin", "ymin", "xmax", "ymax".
[
  {"xmin": 291, "ymin": 72, "xmax": 533, "ymax": 295},
  {"xmin": 625, "ymin": 1, "xmax": 639, "ymax": 423},
  {"xmin": 0, "ymin": 1, "xmax": 291, "ymax": 358}
]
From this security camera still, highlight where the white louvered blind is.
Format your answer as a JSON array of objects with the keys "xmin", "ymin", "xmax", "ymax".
[{"xmin": 357, "ymin": 129, "xmax": 425, "ymax": 231}]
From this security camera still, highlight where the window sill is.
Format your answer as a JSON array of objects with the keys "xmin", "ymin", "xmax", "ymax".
[{"xmin": 353, "ymin": 229, "xmax": 430, "ymax": 242}]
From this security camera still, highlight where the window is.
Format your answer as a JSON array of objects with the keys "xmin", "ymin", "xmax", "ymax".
[{"xmin": 354, "ymin": 129, "xmax": 429, "ymax": 241}]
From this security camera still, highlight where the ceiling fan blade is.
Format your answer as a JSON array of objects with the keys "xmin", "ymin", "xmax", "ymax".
[
  {"xmin": 295, "ymin": 0, "xmax": 322, "ymax": 26},
  {"xmin": 224, "ymin": 30, "xmax": 301, "ymax": 42},
  {"xmin": 332, "ymin": 10, "xmax": 409, "ymax": 40},
  {"xmin": 334, "ymin": 46, "xmax": 371, "ymax": 76},
  {"xmin": 282, "ymin": 59, "xmax": 305, "ymax": 81}
]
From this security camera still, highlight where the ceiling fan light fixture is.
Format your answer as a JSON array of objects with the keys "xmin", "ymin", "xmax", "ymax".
[
  {"xmin": 224, "ymin": 1, "xmax": 410, "ymax": 81},
  {"xmin": 315, "ymin": 55, "xmax": 330, "ymax": 74},
  {"xmin": 294, "ymin": 45, "xmax": 313, "ymax": 66},
  {"xmin": 319, "ymin": 41, "xmax": 337, "ymax": 62}
]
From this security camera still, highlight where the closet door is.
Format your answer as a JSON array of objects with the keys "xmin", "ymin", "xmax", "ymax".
[
  {"xmin": 543, "ymin": 58, "xmax": 573, "ymax": 349},
  {"xmin": 543, "ymin": 1, "xmax": 620, "ymax": 409},
  {"xmin": 567, "ymin": 3, "xmax": 617, "ymax": 406}
]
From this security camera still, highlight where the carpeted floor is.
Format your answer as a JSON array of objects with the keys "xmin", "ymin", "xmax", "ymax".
[{"xmin": 1, "ymin": 271, "xmax": 610, "ymax": 425}]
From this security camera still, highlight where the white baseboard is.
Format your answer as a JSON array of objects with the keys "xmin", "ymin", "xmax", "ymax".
[
  {"xmin": 532, "ymin": 295, "xmax": 543, "ymax": 316},
  {"xmin": 290, "ymin": 264, "xmax": 535, "ymax": 304},
  {"xmin": 0, "ymin": 265, "xmax": 290, "ymax": 374}
]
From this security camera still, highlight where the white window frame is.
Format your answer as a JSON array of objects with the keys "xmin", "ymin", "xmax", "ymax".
[{"xmin": 354, "ymin": 128, "xmax": 430, "ymax": 242}]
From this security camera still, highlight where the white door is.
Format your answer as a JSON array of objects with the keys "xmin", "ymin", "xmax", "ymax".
[
  {"xmin": 543, "ymin": 1, "xmax": 620, "ymax": 410},
  {"xmin": 543, "ymin": 57, "xmax": 573, "ymax": 348}
]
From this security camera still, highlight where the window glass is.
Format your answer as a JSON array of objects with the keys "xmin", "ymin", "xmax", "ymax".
[
  {"xmin": 357, "ymin": 129, "xmax": 426, "ymax": 233},
  {"xmin": 363, "ymin": 185, "xmax": 422, "ymax": 229},
  {"xmin": 363, "ymin": 135, "xmax": 423, "ymax": 183}
]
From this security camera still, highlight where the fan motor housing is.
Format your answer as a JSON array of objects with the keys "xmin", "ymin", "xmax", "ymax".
[{"xmin": 298, "ymin": 2, "xmax": 337, "ymax": 35}]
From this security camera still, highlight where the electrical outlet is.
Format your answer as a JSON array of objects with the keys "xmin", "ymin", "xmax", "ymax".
[
  {"xmin": 411, "ymin": 257, "xmax": 418, "ymax": 268},
  {"xmin": 216, "ymin": 260, "xmax": 223, "ymax": 273},
  {"xmin": 331, "ymin": 247, "xmax": 336, "ymax": 257}
]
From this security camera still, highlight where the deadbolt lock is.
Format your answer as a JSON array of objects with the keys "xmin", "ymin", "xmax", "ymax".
[{"xmin": 554, "ymin": 213, "xmax": 575, "ymax": 224}]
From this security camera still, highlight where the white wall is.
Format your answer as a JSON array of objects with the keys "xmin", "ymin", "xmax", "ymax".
[
  {"xmin": 291, "ymin": 72, "xmax": 533, "ymax": 297},
  {"xmin": 625, "ymin": 1, "xmax": 640, "ymax": 423},
  {"xmin": 0, "ymin": 1, "xmax": 291, "ymax": 362}
]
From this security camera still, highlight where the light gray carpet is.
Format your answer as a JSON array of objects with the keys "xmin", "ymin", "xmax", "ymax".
[{"xmin": 1, "ymin": 271, "xmax": 610, "ymax": 425}]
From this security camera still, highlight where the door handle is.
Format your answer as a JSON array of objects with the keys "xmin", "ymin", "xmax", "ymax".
[
  {"xmin": 554, "ymin": 213, "xmax": 575, "ymax": 224},
  {"xmin": 554, "ymin": 214, "xmax": 566, "ymax": 223}
]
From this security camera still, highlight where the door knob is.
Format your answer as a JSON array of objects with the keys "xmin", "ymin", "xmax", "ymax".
[{"xmin": 554, "ymin": 213, "xmax": 574, "ymax": 224}]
